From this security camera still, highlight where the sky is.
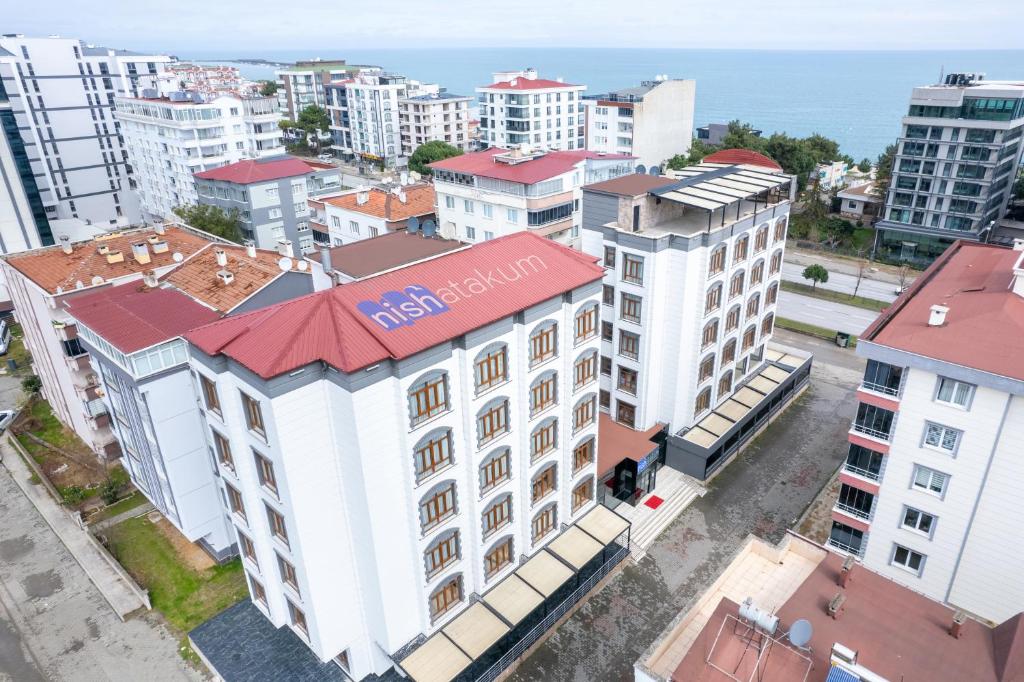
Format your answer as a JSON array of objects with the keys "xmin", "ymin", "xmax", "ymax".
[{"xmin": 15, "ymin": 1, "xmax": 1024, "ymax": 53}]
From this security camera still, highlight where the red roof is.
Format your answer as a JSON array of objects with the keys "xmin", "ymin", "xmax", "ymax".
[
  {"xmin": 66, "ymin": 284, "xmax": 221, "ymax": 354},
  {"xmin": 187, "ymin": 232, "xmax": 603, "ymax": 378},
  {"xmin": 194, "ymin": 156, "xmax": 327, "ymax": 184},
  {"xmin": 703, "ymin": 149, "xmax": 782, "ymax": 171},
  {"xmin": 862, "ymin": 241, "xmax": 1024, "ymax": 382},
  {"xmin": 429, "ymin": 148, "xmax": 633, "ymax": 185},
  {"xmin": 481, "ymin": 77, "xmax": 578, "ymax": 90}
]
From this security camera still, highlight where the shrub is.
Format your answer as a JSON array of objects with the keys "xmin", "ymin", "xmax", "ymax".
[
  {"xmin": 21, "ymin": 375, "xmax": 41, "ymax": 393},
  {"xmin": 100, "ymin": 466, "xmax": 130, "ymax": 504},
  {"xmin": 60, "ymin": 485, "xmax": 89, "ymax": 506}
]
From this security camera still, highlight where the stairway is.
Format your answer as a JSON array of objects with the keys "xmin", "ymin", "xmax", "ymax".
[{"xmin": 615, "ymin": 468, "xmax": 705, "ymax": 560}]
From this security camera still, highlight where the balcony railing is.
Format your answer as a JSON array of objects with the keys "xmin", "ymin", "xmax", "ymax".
[
  {"xmin": 852, "ymin": 423, "xmax": 891, "ymax": 441},
  {"xmin": 843, "ymin": 462, "xmax": 881, "ymax": 482},
  {"xmin": 827, "ymin": 537, "xmax": 865, "ymax": 558},
  {"xmin": 861, "ymin": 380, "xmax": 899, "ymax": 397},
  {"xmin": 835, "ymin": 501, "xmax": 872, "ymax": 520}
]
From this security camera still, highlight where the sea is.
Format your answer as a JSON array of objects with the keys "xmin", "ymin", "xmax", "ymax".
[{"xmin": 183, "ymin": 48, "xmax": 1024, "ymax": 162}]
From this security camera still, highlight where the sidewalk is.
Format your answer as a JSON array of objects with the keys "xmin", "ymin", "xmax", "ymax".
[{"xmin": 1, "ymin": 437, "xmax": 147, "ymax": 619}]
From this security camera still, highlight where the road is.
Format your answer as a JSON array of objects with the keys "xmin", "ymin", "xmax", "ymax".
[
  {"xmin": 782, "ymin": 262, "xmax": 899, "ymax": 302},
  {"xmin": 509, "ymin": 330, "xmax": 863, "ymax": 681},
  {"xmin": 777, "ymin": 290, "xmax": 880, "ymax": 336}
]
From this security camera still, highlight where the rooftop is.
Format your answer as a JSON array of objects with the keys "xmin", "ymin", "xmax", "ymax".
[
  {"xmin": 162, "ymin": 243, "xmax": 306, "ymax": 313},
  {"xmin": 186, "ymin": 232, "xmax": 603, "ymax": 378},
  {"xmin": 702, "ymin": 149, "xmax": 783, "ymax": 171},
  {"xmin": 480, "ymin": 77, "xmax": 579, "ymax": 91},
  {"xmin": 3, "ymin": 226, "xmax": 211, "ymax": 296},
  {"xmin": 64, "ymin": 284, "xmax": 220, "ymax": 354},
  {"xmin": 861, "ymin": 241, "xmax": 1024, "ymax": 383},
  {"xmin": 195, "ymin": 156, "xmax": 332, "ymax": 184},
  {"xmin": 318, "ymin": 184, "xmax": 435, "ymax": 222},
  {"xmin": 584, "ymin": 173, "xmax": 677, "ymax": 197},
  {"xmin": 836, "ymin": 182, "xmax": 881, "ymax": 202},
  {"xmin": 597, "ymin": 414, "xmax": 663, "ymax": 475},
  {"xmin": 403, "ymin": 92, "xmax": 471, "ymax": 102},
  {"xmin": 311, "ymin": 231, "xmax": 465, "ymax": 280},
  {"xmin": 430, "ymin": 148, "xmax": 633, "ymax": 185}
]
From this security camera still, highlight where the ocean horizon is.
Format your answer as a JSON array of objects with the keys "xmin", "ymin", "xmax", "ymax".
[{"xmin": 182, "ymin": 48, "xmax": 1024, "ymax": 161}]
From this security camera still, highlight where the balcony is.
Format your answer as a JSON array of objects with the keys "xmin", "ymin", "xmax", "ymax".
[
  {"xmin": 843, "ymin": 461, "xmax": 880, "ymax": 482},
  {"xmin": 851, "ymin": 423, "xmax": 891, "ymax": 442},
  {"xmin": 834, "ymin": 500, "xmax": 871, "ymax": 521}
]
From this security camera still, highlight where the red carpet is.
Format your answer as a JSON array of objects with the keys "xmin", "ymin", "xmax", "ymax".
[{"xmin": 644, "ymin": 495, "xmax": 664, "ymax": 510}]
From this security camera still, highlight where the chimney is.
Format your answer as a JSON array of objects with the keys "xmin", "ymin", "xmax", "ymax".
[
  {"xmin": 277, "ymin": 239, "xmax": 294, "ymax": 258},
  {"xmin": 398, "ymin": 191, "xmax": 407, "ymax": 204},
  {"xmin": 320, "ymin": 246, "xmax": 333, "ymax": 274},
  {"xmin": 216, "ymin": 269, "xmax": 234, "ymax": 286},
  {"xmin": 244, "ymin": 239, "xmax": 257, "ymax": 258},
  {"xmin": 142, "ymin": 270, "xmax": 158, "ymax": 288},
  {"xmin": 950, "ymin": 610, "xmax": 968, "ymax": 638},
  {"xmin": 928, "ymin": 304, "xmax": 949, "ymax": 327},
  {"xmin": 838, "ymin": 555, "xmax": 855, "ymax": 588},
  {"xmin": 131, "ymin": 242, "xmax": 151, "ymax": 265},
  {"xmin": 59, "ymin": 235, "xmax": 73, "ymax": 255},
  {"xmin": 214, "ymin": 248, "xmax": 228, "ymax": 267},
  {"xmin": 153, "ymin": 223, "xmax": 166, "ymax": 235},
  {"xmin": 356, "ymin": 189, "xmax": 369, "ymax": 205}
]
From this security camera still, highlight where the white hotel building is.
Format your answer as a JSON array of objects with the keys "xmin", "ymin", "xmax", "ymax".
[
  {"xmin": 833, "ymin": 239, "xmax": 1024, "ymax": 625},
  {"xmin": 115, "ymin": 92, "xmax": 282, "ymax": 219},
  {"xmin": 476, "ymin": 69, "xmax": 587, "ymax": 151},
  {"xmin": 184, "ymin": 233, "xmax": 626, "ymax": 680}
]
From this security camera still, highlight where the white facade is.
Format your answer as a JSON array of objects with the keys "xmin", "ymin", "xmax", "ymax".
[
  {"xmin": 115, "ymin": 94, "xmax": 282, "ymax": 219},
  {"xmin": 0, "ymin": 35, "xmax": 171, "ymax": 226},
  {"xmin": 399, "ymin": 92, "xmax": 472, "ymax": 157},
  {"xmin": 584, "ymin": 78, "xmax": 696, "ymax": 168},
  {"xmin": 477, "ymin": 69, "xmax": 587, "ymax": 151}
]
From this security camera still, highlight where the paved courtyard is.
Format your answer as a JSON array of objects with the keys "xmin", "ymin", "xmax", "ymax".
[{"xmin": 509, "ymin": 331, "xmax": 864, "ymax": 681}]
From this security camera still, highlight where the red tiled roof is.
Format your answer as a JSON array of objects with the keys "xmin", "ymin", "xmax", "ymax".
[
  {"xmin": 194, "ymin": 156, "xmax": 326, "ymax": 184},
  {"xmin": 187, "ymin": 233, "xmax": 603, "ymax": 378},
  {"xmin": 66, "ymin": 284, "xmax": 220, "ymax": 354},
  {"xmin": 481, "ymin": 77, "xmax": 578, "ymax": 90},
  {"xmin": 862, "ymin": 241, "xmax": 1024, "ymax": 382},
  {"xmin": 703, "ymin": 149, "xmax": 783, "ymax": 171},
  {"xmin": 321, "ymin": 184, "xmax": 435, "ymax": 222},
  {"xmin": 430, "ymin": 148, "xmax": 633, "ymax": 185}
]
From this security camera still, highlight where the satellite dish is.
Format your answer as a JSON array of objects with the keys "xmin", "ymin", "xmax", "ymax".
[
  {"xmin": 91, "ymin": 275, "xmax": 104, "ymax": 286},
  {"xmin": 297, "ymin": 260, "xmax": 308, "ymax": 272},
  {"xmin": 635, "ymin": 164, "xmax": 647, "ymax": 175},
  {"xmin": 421, "ymin": 220, "xmax": 436, "ymax": 237},
  {"xmin": 439, "ymin": 222, "xmax": 456, "ymax": 240},
  {"xmin": 788, "ymin": 619, "xmax": 813, "ymax": 648},
  {"xmin": 172, "ymin": 252, "xmax": 184, "ymax": 262},
  {"xmin": 277, "ymin": 257, "xmax": 293, "ymax": 271},
  {"xmin": 408, "ymin": 216, "xmax": 420, "ymax": 234},
  {"xmin": 649, "ymin": 165, "xmax": 661, "ymax": 176}
]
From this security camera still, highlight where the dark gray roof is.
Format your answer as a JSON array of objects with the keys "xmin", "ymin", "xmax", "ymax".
[
  {"xmin": 404, "ymin": 91, "xmax": 471, "ymax": 101},
  {"xmin": 80, "ymin": 44, "xmax": 146, "ymax": 57}
]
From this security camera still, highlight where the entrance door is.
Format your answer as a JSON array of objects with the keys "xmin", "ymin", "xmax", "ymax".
[{"xmin": 612, "ymin": 459, "xmax": 637, "ymax": 504}]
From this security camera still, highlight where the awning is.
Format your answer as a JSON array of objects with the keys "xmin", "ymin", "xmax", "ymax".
[
  {"xmin": 777, "ymin": 353, "xmax": 805, "ymax": 369},
  {"xmin": 400, "ymin": 633, "xmax": 472, "ymax": 682},
  {"xmin": 575, "ymin": 504, "xmax": 630, "ymax": 545},
  {"xmin": 698, "ymin": 412, "xmax": 735, "ymax": 437},
  {"xmin": 765, "ymin": 348, "xmax": 785, "ymax": 362},
  {"xmin": 761, "ymin": 365, "xmax": 792, "ymax": 383},
  {"xmin": 441, "ymin": 602, "xmax": 508, "ymax": 658},
  {"xmin": 747, "ymin": 375, "xmax": 779, "ymax": 394},
  {"xmin": 482, "ymin": 575, "xmax": 544, "ymax": 627},
  {"xmin": 716, "ymin": 398, "xmax": 752, "ymax": 422},
  {"xmin": 515, "ymin": 550, "xmax": 574, "ymax": 597},
  {"xmin": 546, "ymin": 527, "xmax": 604, "ymax": 570},
  {"xmin": 733, "ymin": 386, "xmax": 765, "ymax": 407},
  {"xmin": 682, "ymin": 426, "xmax": 718, "ymax": 447},
  {"xmin": 653, "ymin": 164, "xmax": 790, "ymax": 212}
]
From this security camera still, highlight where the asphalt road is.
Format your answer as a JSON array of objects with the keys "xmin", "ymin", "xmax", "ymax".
[
  {"xmin": 508, "ymin": 330, "xmax": 863, "ymax": 681},
  {"xmin": 777, "ymin": 290, "xmax": 880, "ymax": 336},
  {"xmin": 782, "ymin": 262, "xmax": 899, "ymax": 302}
]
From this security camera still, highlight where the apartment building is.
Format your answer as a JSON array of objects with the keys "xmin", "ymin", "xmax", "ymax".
[
  {"xmin": 1, "ymin": 225, "xmax": 212, "ymax": 457},
  {"xmin": 430, "ymin": 147, "xmax": 635, "ymax": 248},
  {"xmin": 399, "ymin": 91, "xmax": 473, "ymax": 157},
  {"xmin": 477, "ymin": 69, "xmax": 587, "ymax": 151},
  {"xmin": 875, "ymin": 73, "xmax": 1024, "ymax": 265},
  {"xmin": 581, "ymin": 158, "xmax": 804, "ymax": 488},
  {"xmin": 159, "ymin": 63, "xmax": 260, "ymax": 98},
  {"xmin": 115, "ymin": 92, "xmax": 283, "ymax": 220},
  {"xmin": 0, "ymin": 34, "xmax": 171, "ymax": 226},
  {"xmin": 308, "ymin": 183, "xmax": 435, "ymax": 247},
  {"xmin": 194, "ymin": 156, "xmax": 341, "ymax": 252},
  {"xmin": 832, "ymin": 239, "xmax": 1024, "ymax": 625},
  {"xmin": 275, "ymin": 60, "xmax": 377, "ymax": 121},
  {"xmin": 184, "ymin": 232, "xmax": 610, "ymax": 679},
  {"xmin": 309, "ymin": 230, "xmax": 464, "ymax": 286},
  {"xmin": 583, "ymin": 77, "xmax": 696, "ymax": 168},
  {"xmin": 0, "ymin": 80, "xmax": 52, "ymax": 252}
]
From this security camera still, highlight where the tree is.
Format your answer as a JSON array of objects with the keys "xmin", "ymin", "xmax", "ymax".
[
  {"xmin": 296, "ymin": 105, "xmax": 331, "ymax": 152},
  {"xmin": 259, "ymin": 80, "xmax": 277, "ymax": 97},
  {"xmin": 857, "ymin": 158, "xmax": 872, "ymax": 173},
  {"xmin": 21, "ymin": 375, "xmax": 41, "ymax": 394},
  {"xmin": 802, "ymin": 264, "xmax": 829, "ymax": 290},
  {"xmin": 820, "ymin": 217, "xmax": 855, "ymax": 250},
  {"xmin": 874, "ymin": 143, "xmax": 896, "ymax": 205},
  {"xmin": 278, "ymin": 119, "xmax": 296, "ymax": 131},
  {"xmin": 719, "ymin": 120, "xmax": 768, "ymax": 154},
  {"xmin": 803, "ymin": 133, "xmax": 842, "ymax": 166},
  {"xmin": 172, "ymin": 204, "xmax": 242, "ymax": 243},
  {"xmin": 408, "ymin": 140, "xmax": 463, "ymax": 176},
  {"xmin": 667, "ymin": 139, "xmax": 718, "ymax": 170},
  {"xmin": 763, "ymin": 133, "xmax": 816, "ymax": 190}
]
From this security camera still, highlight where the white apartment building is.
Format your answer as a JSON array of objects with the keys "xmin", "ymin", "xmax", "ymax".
[
  {"xmin": 477, "ymin": 69, "xmax": 587, "ymax": 151},
  {"xmin": 275, "ymin": 60, "xmax": 376, "ymax": 121},
  {"xmin": 0, "ymin": 34, "xmax": 171, "ymax": 226},
  {"xmin": 115, "ymin": 92, "xmax": 282, "ymax": 219},
  {"xmin": 430, "ymin": 147, "xmax": 635, "ymax": 248},
  {"xmin": 0, "ymin": 88, "xmax": 50, "ymax": 253},
  {"xmin": 1, "ymin": 225, "xmax": 212, "ymax": 457},
  {"xmin": 184, "ymin": 233, "xmax": 609, "ymax": 679},
  {"xmin": 399, "ymin": 91, "xmax": 473, "ymax": 157},
  {"xmin": 832, "ymin": 239, "xmax": 1024, "ymax": 625},
  {"xmin": 581, "ymin": 161, "xmax": 801, "ymax": 485},
  {"xmin": 308, "ymin": 182, "xmax": 435, "ymax": 247},
  {"xmin": 584, "ymin": 77, "xmax": 696, "ymax": 168}
]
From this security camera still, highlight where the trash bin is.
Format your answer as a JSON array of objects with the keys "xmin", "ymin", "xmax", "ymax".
[
  {"xmin": 835, "ymin": 332, "xmax": 850, "ymax": 348},
  {"xmin": 5, "ymin": 358, "xmax": 15, "ymax": 372}
]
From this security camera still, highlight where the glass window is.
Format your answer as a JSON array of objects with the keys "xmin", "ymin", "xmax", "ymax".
[
  {"xmin": 200, "ymin": 375, "xmax": 220, "ymax": 415},
  {"xmin": 254, "ymin": 450, "xmax": 277, "ymax": 495},
  {"xmin": 912, "ymin": 465, "xmax": 948, "ymax": 496},
  {"xmin": 892, "ymin": 544, "xmax": 925, "ymax": 575},
  {"xmin": 574, "ymin": 351, "xmax": 597, "ymax": 390},
  {"xmin": 694, "ymin": 388, "xmax": 711, "ymax": 417},
  {"xmin": 529, "ymin": 322, "xmax": 558, "ymax": 366},
  {"xmin": 429, "ymin": 574, "xmax": 463, "ymax": 621},
  {"xmin": 573, "ymin": 395, "xmax": 596, "ymax": 433},
  {"xmin": 617, "ymin": 366, "xmax": 638, "ymax": 395},
  {"xmin": 287, "ymin": 599, "xmax": 308, "ymax": 636},
  {"xmin": 618, "ymin": 330, "xmax": 640, "ymax": 360},
  {"xmin": 477, "ymin": 398, "xmax": 510, "ymax": 446},
  {"xmin": 226, "ymin": 483, "xmax": 246, "ymax": 520},
  {"xmin": 480, "ymin": 448, "xmax": 511, "ymax": 493},
  {"xmin": 935, "ymin": 377, "xmax": 973, "ymax": 407},
  {"xmin": 902, "ymin": 507, "xmax": 935, "ymax": 536},
  {"xmin": 484, "ymin": 536, "xmax": 513, "ymax": 579},
  {"xmin": 923, "ymin": 422, "xmax": 961, "ymax": 453},
  {"xmin": 424, "ymin": 529, "xmax": 460, "ymax": 579},
  {"xmin": 572, "ymin": 477, "xmax": 594, "ymax": 512},
  {"xmin": 733, "ymin": 235, "xmax": 748, "ymax": 262},
  {"xmin": 482, "ymin": 494, "xmax": 512, "ymax": 537},
  {"xmin": 530, "ymin": 373, "xmax": 558, "ymax": 416},
  {"xmin": 705, "ymin": 284, "xmax": 722, "ymax": 314},
  {"xmin": 241, "ymin": 392, "xmax": 265, "ymax": 437},
  {"xmin": 414, "ymin": 429, "xmax": 454, "ymax": 482},
  {"xmin": 620, "ymin": 292, "xmax": 642, "ymax": 324},
  {"xmin": 474, "ymin": 345, "xmax": 508, "ymax": 393},
  {"xmin": 420, "ymin": 481, "xmax": 457, "ymax": 532},
  {"xmin": 573, "ymin": 437, "xmax": 595, "ymax": 473},
  {"xmin": 212, "ymin": 430, "xmax": 234, "ymax": 472},
  {"xmin": 708, "ymin": 246, "xmax": 726, "ymax": 276},
  {"xmin": 603, "ymin": 246, "xmax": 616, "ymax": 268},
  {"xmin": 532, "ymin": 504, "xmax": 557, "ymax": 543},
  {"xmin": 574, "ymin": 304, "xmax": 598, "ymax": 343},
  {"xmin": 622, "ymin": 253, "xmax": 644, "ymax": 284},
  {"xmin": 409, "ymin": 372, "xmax": 449, "ymax": 427},
  {"xmin": 265, "ymin": 504, "xmax": 289, "ymax": 546}
]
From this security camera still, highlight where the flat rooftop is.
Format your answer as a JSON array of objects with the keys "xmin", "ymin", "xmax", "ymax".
[{"xmin": 311, "ymin": 231, "xmax": 466, "ymax": 280}]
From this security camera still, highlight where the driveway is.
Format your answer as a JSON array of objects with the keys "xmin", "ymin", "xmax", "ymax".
[{"xmin": 508, "ymin": 330, "xmax": 863, "ymax": 681}]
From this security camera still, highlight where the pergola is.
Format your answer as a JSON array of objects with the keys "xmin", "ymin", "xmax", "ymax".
[{"xmin": 654, "ymin": 163, "xmax": 793, "ymax": 231}]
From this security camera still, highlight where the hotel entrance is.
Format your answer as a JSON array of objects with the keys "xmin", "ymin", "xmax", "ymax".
[{"xmin": 598, "ymin": 415, "xmax": 667, "ymax": 510}]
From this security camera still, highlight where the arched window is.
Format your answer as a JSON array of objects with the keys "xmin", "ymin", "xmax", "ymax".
[
  {"xmin": 530, "ymin": 417, "xmax": 558, "ymax": 462},
  {"xmin": 572, "ymin": 436, "xmax": 595, "ymax": 473},
  {"xmin": 413, "ymin": 427, "xmax": 453, "ymax": 483},
  {"xmin": 482, "ymin": 493, "xmax": 512, "ymax": 538},
  {"xmin": 754, "ymin": 225, "xmax": 769, "ymax": 253},
  {"xmin": 725, "ymin": 304, "xmax": 741, "ymax": 332},
  {"xmin": 385, "ymin": 123, "xmax": 393, "ymax": 133},
  {"xmin": 729, "ymin": 270, "xmax": 745, "ymax": 299},
  {"xmin": 479, "ymin": 447, "xmax": 511, "ymax": 494},
  {"xmin": 530, "ymin": 371, "xmax": 558, "ymax": 417},
  {"xmin": 699, "ymin": 353, "xmax": 715, "ymax": 383},
  {"xmin": 573, "ymin": 350, "xmax": 597, "ymax": 391},
  {"xmin": 722, "ymin": 338, "xmax": 737, "ymax": 365},
  {"xmin": 694, "ymin": 387, "xmax": 712, "ymax": 417},
  {"xmin": 574, "ymin": 303, "xmax": 598, "ymax": 344},
  {"xmin": 769, "ymin": 249, "xmax": 783, "ymax": 275},
  {"xmin": 750, "ymin": 259, "xmax": 765, "ymax": 286},
  {"xmin": 573, "ymin": 394, "xmax": 597, "ymax": 433},
  {"xmin": 746, "ymin": 293, "xmax": 761, "ymax": 318},
  {"xmin": 742, "ymin": 325, "xmax": 757, "ymax": 351},
  {"xmin": 428, "ymin": 573, "xmax": 463, "ymax": 622},
  {"xmin": 408, "ymin": 370, "xmax": 449, "ymax": 427},
  {"xmin": 762, "ymin": 313, "xmax": 775, "ymax": 336},
  {"xmin": 766, "ymin": 282, "xmax": 779, "ymax": 306},
  {"xmin": 419, "ymin": 479, "xmax": 457, "ymax": 533},
  {"xmin": 702, "ymin": 319, "xmax": 719, "ymax": 349},
  {"xmin": 474, "ymin": 343, "xmax": 508, "ymax": 393},
  {"xmin": 424, "ymin": 529, "xmax": 460, "ymax": 580},
  {"xmin": 718, "ymin": 372, "xmax": 733, "ymax": 396},
  {"xmin": 773, "ymin": 215, "xmax": 788, "ymax": 242},
  {"xmin": 572, "ymin": 476, "xmax": 595, "ymax": 512},
  {"xmin": 532, "ymin": 503, "xmax": 557, "ymax": 544},
  {"xmin": 484, "ymin": 535, "xmax": 514, "ymax": 579},
  {"xmin": 705, "ymin": 283, "xmax": 723, "ymax": 315},
  {"xmin": 531, "ymin": 463, "xmax": 557, "ymax": 505},
  {"xmin": 733, "ymin": 235, "xmax": 749, "ymax": 262},
  {"xmin": 708, "ymin": 245, "xmax": 727, "ymax": 277},
  {"xmin": 529, "ymin": 320, "xmax": 558, "ymax": 366},
  {"xmin": 476, "ymin": 397, "xmax": 510, "ymax": 447}
]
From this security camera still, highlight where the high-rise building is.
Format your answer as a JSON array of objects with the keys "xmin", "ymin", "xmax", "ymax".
[
  {"xmin": 275, "ymin": 60, "xmax": 377, "ymax": 121},
  {"xmin": 583, "ymin": 77, "xmax": 696, "ymax": 168},
  {"xmin": 874, "ymin": 73, "xmax": 1024, "ymax": 265},
  {"xmin": 399, "ymin": 91, "xmax": 473, "ymax": 157},
  {"xmin": 476, "ymin": 69, "xmax": 587, "ymax": 151},
  {"xmin": 115, "ymin": 92, "xmax": 283, "ymax": 220},
  {"xmin": 833, "ymin": 239, "xmax": 1024, "ymax": 625},
  {"xmin": 0, "ymin": 78, "xmax": 51, "ymax": 252},
  {"xmin": 0, "ymin": 34, "xmax": 171, "ymax": 226}
]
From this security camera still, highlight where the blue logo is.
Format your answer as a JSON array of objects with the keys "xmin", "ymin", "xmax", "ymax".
[{"xmin": 357, "ymin": 285, "xmax": 450, "ymax": 331}]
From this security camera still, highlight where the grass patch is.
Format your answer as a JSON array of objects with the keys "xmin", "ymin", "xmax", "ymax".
[
  {"xmin": 777, "ymin": 316, "xmax": 857, "ymax": 347},
  {"xmin": 104, "ymin": 516, "xmax": 247, "ymax": 632},
  {"xmin": 89, "ymin": 492, "xmax": 148, "ymax": 524},
  {"xmin": 2, "ymin": 322, "xmax": 32, "ymax": 374},
  {"xmin": 780, "ymin": 280, "xmax": 888, "ymax": 312},
  {"xmin": 17, "ymin": 399, "xmax": 82, "ymax": 455}
]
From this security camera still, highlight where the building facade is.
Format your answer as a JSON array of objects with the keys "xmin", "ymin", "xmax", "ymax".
[
  {"xmin": 308, "ymin": 182, "xmax": 435, "ymax": 248},
  {"xmin": 0, "ymin": 79, "xmax": 51, "ymax": 252},
  {"xmin": 0, "ymin": 34, "xmax": 171, "ymax": 226},
  {"xmin": 275, "ymin": 60, "xmax": 376, "ymax": 121},
  {"xmin": 476, "ymin": 69, "xmax": 587, "ymax": 151},
  {"xmin": 399, "ymin": 91, "xmax": 473, "ymax": 157},
  {"xmin": 832, "ymin": 239, "xmax": 1024, "ymax": 625},
  {"xmin": 194, "ymin": 156, "xmax": 341, "ymax": 252},
  {"xmin": 184, "ymin": 233, "xmax": 605, "ymax": 679},
  {"xmin": 430, "ymin": 147, "xmax": 635, "ymax": 248},
  {"xmin": 875, "ymin": 73, "xmax": 1024, "ymax": 265},
  {"xmin": 115, "ymin": 92, "xmax": 283, "ymax": 220},
  {"xmin": 583, "ymin": 77, "xmax": 696, "ymax": 168}
]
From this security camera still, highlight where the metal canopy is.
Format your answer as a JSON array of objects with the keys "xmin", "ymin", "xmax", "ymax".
[
  {"xmin": 441, "ymin": 602, "xmax": 509, "ymax": 659},
  {"xmin": 761, "ymin": 365, "xmax": 792, "ymax": 383},
  {"xmin": 575, "ymin": 504, "xmax": 630, "ymax": 545},
  {"xmin": 717, "ymin": 398, "xmax": 753, "ymax": 422},
  {"xmin": 747, "ymin": 375, "xmax": 779, "ymax": 394},
  {"xmin": 705, "ymin": 177, "xmax": 769, "ymax": 194},
  {"xmin": 699, "ymin": 412, "xmax": 736, "ymax": 437},
  {"xmin": 400, "ymin": 634, "xmax": 472, "ymax": 682},
  {"xmin": 546, "ymin": 527, "xmax": 605, "ymax": 570},
  {"xmin": 653, "ymin": 164, "xmax": 789, "ymax": 213},
  {"xmin": 733, "ymin": 386, "xmax": 765, "ymax": 407},
  {"xmin": 682, "ymin": 425, "xmax": 719, "ymax": 447},
  {"xmin": 515, "ymin": 550, "xmax": 574, "ymax": 597},
  {"xmin": 482, "ymin": 575, "xmax": 544, "ymax": 627},
  {"xmin": 694, "ymin": 182, "xmax": 753, "ymax": 199},
  {"xmin": 659, "ymin": 190, "xmax": 724, "ymax": 211}
]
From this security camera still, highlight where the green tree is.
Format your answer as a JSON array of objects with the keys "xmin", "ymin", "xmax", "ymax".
[
  {"xmin": 296, "ymin": 105, "xmax": 331, "ymax": 151},
  {"xmin": 802, "ymin": 263, "xmax": 829, "ymax": 289},
  {"xmin": 259, "ymin": 80, "xmax": 277, "ymax": 96},
  {"xmin": 803, "ymin": 133, "xmax": 842, "ymax": 165},
  {"xmin": 278, "ymin": 119, "xmax": 296, "ymax": 131},
  {"xmin": 667, "ymin": 139, "xmax": 718, "ymax": 169},
  {"xmin": 172, "ymin": 204, "xmax": 242, "ymax": 243},
  {"xmin": 763, "ymin": 133, "xmax": 816, "ymax": 190},
  {"xmin": 719, "ymin": 120, "xmax": 768, "ymax": 154},
  {"xmin": 874, "ymin": 143, "xmax": 896, "ymax": 205},
  {"xmin": 821, "ymin": 216, "xmax": 855, "ymax": 249},
  {"xmin": 857, "ymin": 157, "xmax": 872, "ymax": 173},
  {"xmin": 21, "ymin": 375, "xmax": 41, "ymax": 394},
  {"xmin": 408, "ymin": 140, "xmax": 464, "ymax": 176}
]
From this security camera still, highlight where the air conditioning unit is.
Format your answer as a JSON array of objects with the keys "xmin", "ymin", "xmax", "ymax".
[{"xmin": 831, "ymin": 642, "xmax": 857, "ymax": 666}]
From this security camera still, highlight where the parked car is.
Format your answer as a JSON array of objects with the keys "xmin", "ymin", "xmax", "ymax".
[
  {"xmin": 317, "ymin": 153, "xmax": 333, "ymax": 162},
  {"xmin": 0, "ymin": 319, "xmax": 11, "ymax": 355},
  {"xmin": 0, "ymin": 410, "xmax": 15, "ymax": 434}
]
